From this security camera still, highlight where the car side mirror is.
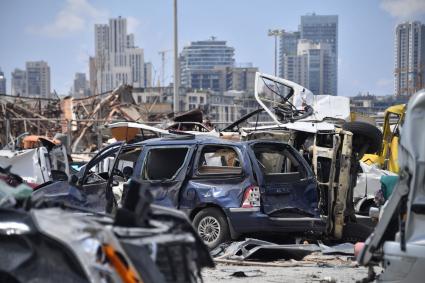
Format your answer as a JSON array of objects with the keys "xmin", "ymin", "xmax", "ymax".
[
  {"xmin": 70, "ymin": 174, "xmax": 79, "ymax": 185},
  {"xmin": 122, "ymin": 166, "xmax": 134, "ymax": 178}
]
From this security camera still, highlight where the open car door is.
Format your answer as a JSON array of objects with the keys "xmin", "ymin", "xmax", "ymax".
[
  {"xmin": 136, "ymin": 145, "xmax": 196, "ymax": 208},
  {"xmin": 250, "ymin": 142, "xmax": 319, "ymax": 218}
]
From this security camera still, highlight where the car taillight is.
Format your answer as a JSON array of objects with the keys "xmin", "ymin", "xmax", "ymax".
[{"xmin": 241, "ymin": 186, "xmax": 261, "ymax": 208}]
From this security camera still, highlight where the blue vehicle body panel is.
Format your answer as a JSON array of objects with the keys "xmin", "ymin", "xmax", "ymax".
[
  {"xmin": 179, "ymin": 143, "xmax": 255, "ymax": 211},
  {"xmin": 34, "ymin": 135, "xmax": 323, "ymax": 236},
  {"xmin": 133, "ymin": 136, "xmax": 322, "ymax": 236}
]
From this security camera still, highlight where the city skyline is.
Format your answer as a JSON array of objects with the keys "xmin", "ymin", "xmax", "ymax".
[{"xmin": 1, "ymin": 0, "xmax": 425, "ymax": 96}]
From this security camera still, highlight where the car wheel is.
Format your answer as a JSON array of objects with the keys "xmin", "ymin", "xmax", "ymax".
[
  {"xmin": 343, "ymin": 121, "xmax": 383, "ymax": 155},
  {"xmin": 193, "ymin": 208, "xmax": 229, "ymax": 249}
]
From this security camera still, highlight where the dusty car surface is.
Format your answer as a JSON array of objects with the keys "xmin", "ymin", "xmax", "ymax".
[
  {"xmin": 132, "ymin": 135, "xmax": 320, "ymax": 248},
  {"xmin": 0, "ymin": 134, "xmax": 70, "ymax": 187},
  {"xmin": 1, "ymin": 174, "xmax": 213, "ymax": 283},
  {"xmin": 34, "ymin": 135, "xmax": 324, "ymax": 248}
]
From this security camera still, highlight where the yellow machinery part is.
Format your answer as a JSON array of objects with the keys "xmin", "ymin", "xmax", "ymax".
[{"xmin": 388, "ymin": 136, "xmax": 399, "ymax": 173}]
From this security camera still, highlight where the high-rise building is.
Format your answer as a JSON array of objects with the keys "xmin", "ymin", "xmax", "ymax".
[
  {"xmin": 92, "ymin": 17, "xmax": 150, "ymax": 93},
  {"xmin": 109, "ymin": 17, "xmax": 127, "ymax": 54},
  {"xmin": 0, "ymin": 69, "xmax": 6, "ymax": 94},
  {"xmin": 109, "ymin": 17, "xmax": 127, "ymax": 67},
  {"xmin": 278, "ymin": 31, "xmax": 300, "ymax": 78},
  {"xmin": 144, "ymin": 62, "xmax": 152, "ymax": 88},
  {"xmin": 126, "ymin": 34, "xmax": 135, "ymax": 48},
  {"xmin": 296, "ymin": 39, "xmax": 334, "ymax": 96},
  {"xmin": 89, "ymin": 57, "xmax": 97, "ymax": 95},
  {"xmin": 300, "ymin": 14, "xmax": 338, "ymax": 54},
  {"xmin": 73, "ymin": 73, "xmax": 90, "ymax": 97},
  {"xmin": 281, "ymin": 54, "xmax": 299, "ymax": 83},
  {"xmin": 395, "ymin": 21, "xmax": 425, "ymax": 96},
  {"xmin": 94, "ymin": 24, "xmax": 110, "ymax": 93},
  {"xmin": 94, "ymin": 24, "xmax": 109, "ymax": 59},
  {"xmin": 179, "ymin": 38, "xmax": 235, "ymax": 90},
  {"xmin": 215, "ymin": 66, "xmax": 258, "ymax": 92},
  {"xmin": 300, "ymin": 14, "xmax": 338, "ymax": 95},
  {"xmin": 25, "ymin": 61, "xmax": 50, "ymax": 97},
  {"xmin": 11, "ymin": 69, "xmax": 27, "ymax": 96},
  {"xmin": 278, "ymin": 14, "xmax": 338, "ymax": 95},
  {"xmin": 127, "ymin": 47, "xmax": 145, "ymax": 87}
]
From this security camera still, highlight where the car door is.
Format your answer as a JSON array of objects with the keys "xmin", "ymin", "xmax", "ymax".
[
  {"xmin": 179, "ymin": 144, "xmax": 254, "ymax": 211},
  {"xmin": 135, "ymin": 145, "xmax": 196, "ymax": 208},
  {"xmin": 76, "ymin": 143, "xmax": 124, "ymax": 211},
  {"xmin": 249, "ymin": 142, "xmax": 319, "ymax": 218}
]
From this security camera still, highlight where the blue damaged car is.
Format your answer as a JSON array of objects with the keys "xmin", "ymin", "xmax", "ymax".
[
  {"xmin": 128, "ymin": 135, "xmax": 321, "ymax": 248},
  {"xmin": 35, "ymin": 135, "xmax": 369, "ymax": 249}
]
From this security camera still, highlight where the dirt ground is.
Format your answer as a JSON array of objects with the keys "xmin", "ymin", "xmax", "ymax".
[{"xmin": 202, "ymin": 254, "xmax": 376, "ymax": 283}]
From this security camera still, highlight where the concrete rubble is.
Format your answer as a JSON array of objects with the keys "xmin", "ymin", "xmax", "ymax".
[{"xmin": 1, "ymin": 85, "xmax": 171, "ymax": 153}]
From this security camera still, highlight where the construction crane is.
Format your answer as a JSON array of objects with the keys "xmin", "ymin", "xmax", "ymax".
[{"xmin": 158, "ymin": 49, "xmax": 172, "ymax": 87}]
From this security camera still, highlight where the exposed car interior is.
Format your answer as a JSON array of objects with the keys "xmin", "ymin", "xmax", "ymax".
[
  {"xmin": 253, "ymin": 143, "xmax": 307, "ymax": 183},
  {"xmin": 142, "ymin": 147, "xmax": 189, "ymax": 181},
  {"xmin": 197, "ymin": 145, "xmax": 242, "ymax": 175}
]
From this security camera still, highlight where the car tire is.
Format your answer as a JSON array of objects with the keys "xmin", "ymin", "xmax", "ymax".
[
  {"xmin": 343, "ymin": 121, "xmax": 383, "ymax": 155},
  {"xmin": 193, "ymin": 207, "xmax": 230, "ymax": 249},
  {"xmin": 341, "ymin": 222, "xmax": 373, "ymax": 243}
]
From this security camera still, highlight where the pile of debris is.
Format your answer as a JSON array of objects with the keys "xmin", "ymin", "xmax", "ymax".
[
  {"xmin": 0, "ymin": 169, "xmax": 214, "ymax": 283},
  {"xmin": 0, "ymin": 85, "xmax": 158, "ymax": 152}
]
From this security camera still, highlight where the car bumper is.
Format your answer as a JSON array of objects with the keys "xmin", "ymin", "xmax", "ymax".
[{"xmin": 225, "ymin": 207, "xmax": 325, "ymax": 235}]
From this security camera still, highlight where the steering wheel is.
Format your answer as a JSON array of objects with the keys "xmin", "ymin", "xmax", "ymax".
[{"xmin": 274, "ymin": 103, "xmax": 313, "ymax": 123}]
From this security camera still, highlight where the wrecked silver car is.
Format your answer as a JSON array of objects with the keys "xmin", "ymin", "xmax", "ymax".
[
  {"xmin": 358, "ymin": 89, "xmax": 425, "ymax": 282},
  {"xmin": 0, "ymin": 134, "xmax": 70, "ymax": 187}
]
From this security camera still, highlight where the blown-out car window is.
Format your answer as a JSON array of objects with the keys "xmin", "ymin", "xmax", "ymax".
[
  {"xmin": 115, "ymin": 147, "xmax": 143, "ymax": 171},
  {"xmin": 197, "ymin": 145, "xmax": 242, "ymax": 175},
  {"xmin": 142, "ymin": 147, "xmax": 189, "ymax": 181},
  {"xmin": 253, "ymin": 144, "xmax": 306, "ymax": 179}
]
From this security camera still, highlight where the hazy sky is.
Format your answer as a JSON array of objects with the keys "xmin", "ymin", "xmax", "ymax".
[{"xmin": 0, "ymin": 0, "xmax": 424, "ymax": 96}]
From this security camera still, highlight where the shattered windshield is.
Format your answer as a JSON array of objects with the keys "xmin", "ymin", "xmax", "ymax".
[
  {"xmin": 257, "ymin": 76, "xmax": 295, "ymax": 112},
  {"xmin": 256, "ymin": 75, "xmax": 314, "ymax": 123}
]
